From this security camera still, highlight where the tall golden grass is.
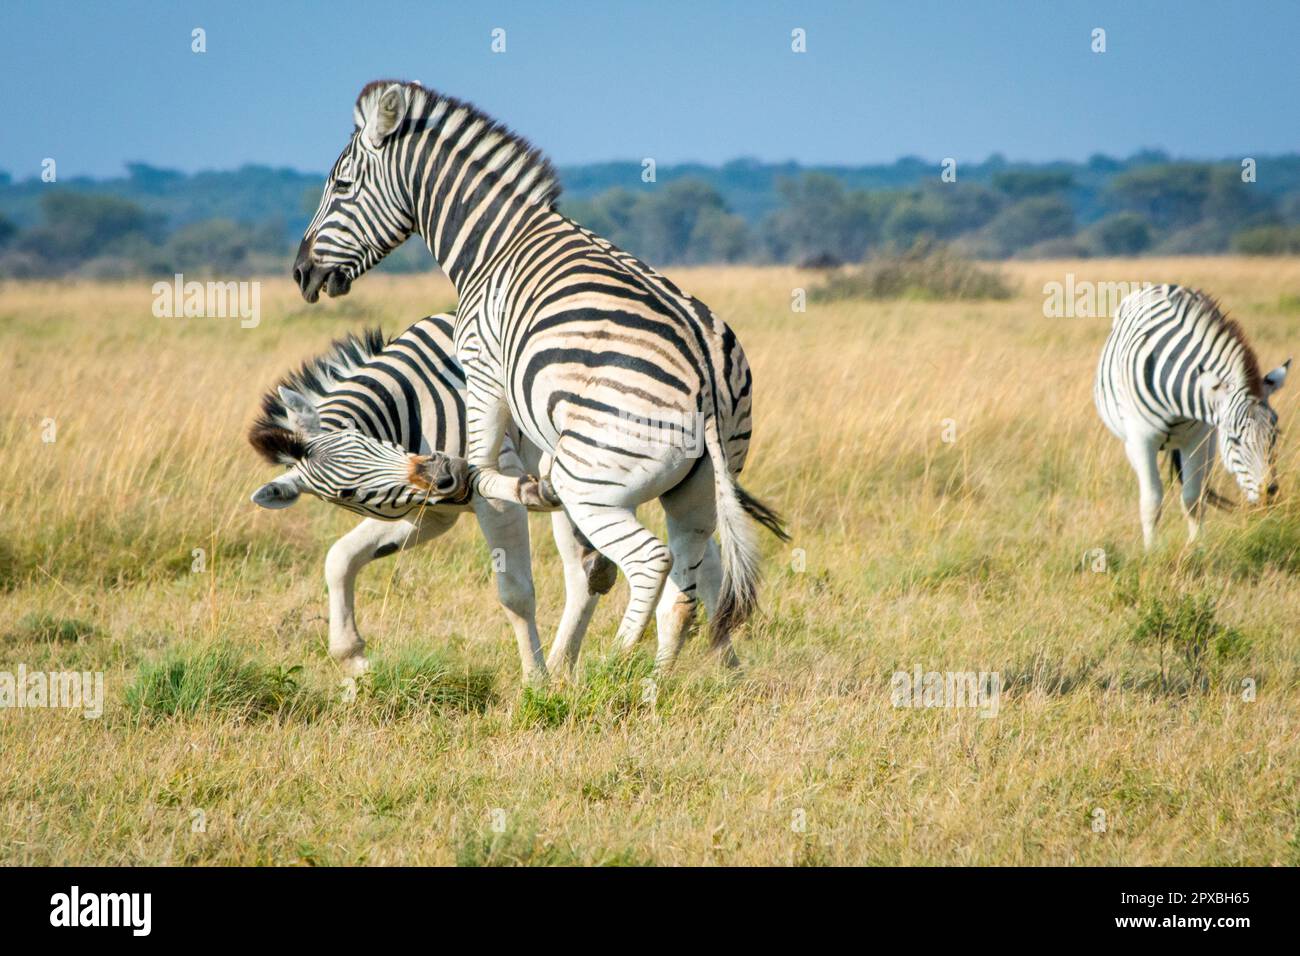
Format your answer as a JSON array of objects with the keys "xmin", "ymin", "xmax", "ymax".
[{"xmin": 0, "ymin": 258, "xmax": 1297, "ymax": 864}]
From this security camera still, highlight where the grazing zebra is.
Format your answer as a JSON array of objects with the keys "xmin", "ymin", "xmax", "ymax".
[
  {"xmin": 292, "ymin": 81, "xmax": 788, "ymax": 668},
  {"xmin": 1094, "ymin": 284, "xmax": 1288, "ymax": 548},
  {"xmin": 247, "ymin": 313, "xmax": 623, "ymax": 683}
]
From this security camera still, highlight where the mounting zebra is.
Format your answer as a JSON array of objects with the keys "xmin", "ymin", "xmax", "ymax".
[
  {"xmin": 1094, "ymin": 284, "xmax": 1289, "ymax": 549},
  {"xmin": 292, "ymin": 80, "xmax": 788, "ymax": 670},
  {"xmin": 246, "ymin": 313, "xmax": 622, "ymax": 684}
]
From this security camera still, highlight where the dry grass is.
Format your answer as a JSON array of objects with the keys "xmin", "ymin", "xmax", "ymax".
[{"xmin": 1, "ymin": 258, "xmax": 1298, "ymax": 865}]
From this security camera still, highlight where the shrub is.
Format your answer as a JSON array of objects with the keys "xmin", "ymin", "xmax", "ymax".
[
  {"xmin": 810, "ymin": 243, "xmax": 1013, "ymax": 303},
  {"xmin": 1129, "ymin": 593, "xmax": 1246, "ymax": 691}
]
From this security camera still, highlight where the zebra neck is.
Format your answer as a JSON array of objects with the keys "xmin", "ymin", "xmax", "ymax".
[
  {"xmin": 411, "ymin": 157, "xmax": 558, "ymax": 288},
  {"xmin": 318, "ymin": 404, "xmax": 417, "ymax": 454}
]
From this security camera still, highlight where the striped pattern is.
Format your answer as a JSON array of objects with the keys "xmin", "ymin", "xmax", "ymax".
[
  {"xmin": 250, "ymin": 315, "xmax": 473, "ymax": 520},
  {"xmin": 248, "ymin": 313, "xmax": 616, "ymax": 683},
  {"xmin": 295, "ymin": 81, "xmax": 785, "ymax": 667},
  {"xmin": 1094, "ymin": 283, "xmax": 1286, "ymax": 545}
]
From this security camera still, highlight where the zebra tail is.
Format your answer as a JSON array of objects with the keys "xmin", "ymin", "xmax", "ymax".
[
  {"xmin": 703, "ymin": 415, "xmax": 763, "ymax": 649},
  {"xmin": 737, "ymin": 484, "xmax": 791, "ymax": 542}
]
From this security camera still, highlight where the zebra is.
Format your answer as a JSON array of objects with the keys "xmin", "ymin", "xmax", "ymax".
[
  {"xmin": 1094, "ymin": 284, "xmax": 1288, "ymax": 549},
  {"xmin": 247, "ymin": 312, "xmax": 625, "ymax": 683},
  {"xmin": 292, "ymin": 80, "xmax": 788, "ymax": 669}
]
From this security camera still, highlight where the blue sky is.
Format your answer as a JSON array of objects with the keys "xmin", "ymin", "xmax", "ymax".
[{"xmin": 2, "ymin": 0, "xmax": 1297, "ymax": 179}]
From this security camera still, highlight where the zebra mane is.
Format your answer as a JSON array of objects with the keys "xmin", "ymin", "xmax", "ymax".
[
  {"xmin": 248, "ymin": 328, "xmax": 388, "ymax": 464},
  {"xmin": 355, "ymin": 80, "xmax": 562, "ymax": 208},
  {"xmin": 1177, "ymin": 288, "xmax": 1263, "ymax": 397}
]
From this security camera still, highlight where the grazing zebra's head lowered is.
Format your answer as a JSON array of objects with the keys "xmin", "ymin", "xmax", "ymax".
[{"xmin": 1207, "ymin": 362, "xmax": 1288, "ymax": 504}]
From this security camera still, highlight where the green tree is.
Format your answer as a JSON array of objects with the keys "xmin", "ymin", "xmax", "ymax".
[
  {"xmin": 983, "ymin": 196, "xmax": 1075, "ymax": 255},
  {"xmin": 1089, "ymin": 212, "xmax": 1151, "ymax": 255},
  {"xmin": 1106, "ymin": 164, "xmax": 1210, "ymax": 230},
  {"xmin": 991, "ymin": 169, "xmax": 1072, "ymax": 198},
  {"xmin": 19, "ymin": 192, "xmax": 163, "ymax": 264}
]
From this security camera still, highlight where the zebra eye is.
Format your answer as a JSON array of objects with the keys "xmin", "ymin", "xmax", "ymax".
[
  {"xmin": 339, "ymin": 488, "xmax": 356, "ymax": 499},
  {"xmin": 334, "ymin": 179, "xmax": 354, "ymax": 193}
]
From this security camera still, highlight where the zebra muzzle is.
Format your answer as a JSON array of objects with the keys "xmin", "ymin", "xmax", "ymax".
[{"xmin": 410, "ymin": 453, "xmax": 471, "ymax": 503}]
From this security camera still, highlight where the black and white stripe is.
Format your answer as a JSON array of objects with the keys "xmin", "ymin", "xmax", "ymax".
[
  {"xmin": 294, "ymin": 81, "xmax": 785, "ymax": 668},
  {"xmin": 247, "ymin": 314, "xmax": 616, "ymax": 683},
  {"xmin": 1094, "ymin": 284, "xmax": 1288, "ymax": 547}
]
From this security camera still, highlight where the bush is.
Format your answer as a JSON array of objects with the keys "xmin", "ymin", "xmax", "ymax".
[
  {"xmin": 810, "ymin": 243, "xmax": 1013, "ymax": 302},
  {"xmin": 1129, "ymin": 593, "xmax": 1246, "ymax": 691}
]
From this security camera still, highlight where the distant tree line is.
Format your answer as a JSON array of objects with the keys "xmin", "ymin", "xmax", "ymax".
[{"xmin": 1, "ymin": 152, "xmax": 1298, "ymax": 278}]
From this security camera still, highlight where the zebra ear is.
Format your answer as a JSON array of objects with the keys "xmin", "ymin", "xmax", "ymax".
[
  {"xmin": 365, "ymin": 84, "xmax": 409, "ymax": 148},
  {"xmin": 1263, "ymin": 359, "xmax": 1290, "ymax": 398},
  {"xmin": 278, "ymin": 386, "xmax": 321, "ymax": 435}
]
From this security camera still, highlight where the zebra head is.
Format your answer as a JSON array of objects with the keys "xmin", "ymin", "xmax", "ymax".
[
  {"xmin": 293, "ymin": 83, "xmax": 416, "ymax": 303},
  {"xmin": 1203, "ymin": 360, "xmax": 1290, "ymax": 503},
  {"xmin": 249, "ymin": 387, "xmax": 468, "ymax": 518}
]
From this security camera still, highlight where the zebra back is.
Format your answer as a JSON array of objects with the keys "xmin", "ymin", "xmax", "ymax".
[{"xmin": 1095, "ymin": 284, "xmax": 1265, "ymax": 435}]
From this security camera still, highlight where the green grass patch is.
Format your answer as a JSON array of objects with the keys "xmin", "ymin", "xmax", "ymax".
[
  {"xmin": 1226, "ymin": 516, "xmax": 1300, "ymax": 576},
  {"xmin": 456, "ymin": 824, "xmax": 652, "ymax": 867},
  {"xmin": 514, "ymin": 653, "xmax": 662, "ymax": 730},
  {"xmin": 360, "ymin": 650, "xmax": 496, "ymax": 719},
  {"xmin": 125, "ymin": 645, "xmax": 324, "ymax": 721},
  {"xmin": 3, "ymin": 613, "xmax": 98, "ymax": 644}
]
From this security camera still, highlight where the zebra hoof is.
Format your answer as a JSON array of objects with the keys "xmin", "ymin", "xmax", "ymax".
[
  {"xmin": 517, "ymin": 475, "xmax": 563, "ymax": 511},
  {"xmin": 412, "ymin": 453, "xmax": 470, "ymax": 503},
  {"xmin": 583, "ymin": 551, "xmax": 617, "ymax": 595}
]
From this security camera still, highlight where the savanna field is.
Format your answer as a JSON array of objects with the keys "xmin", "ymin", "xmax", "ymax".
[{"xmin": 2, "ymin": 257, "xmax": 1298, "ymax": 866}]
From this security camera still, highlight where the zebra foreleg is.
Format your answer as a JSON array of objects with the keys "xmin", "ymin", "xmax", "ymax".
[
  {"xmin": 462, "ymin": 386, "xmax": 563, "ymax": 510},
  {"xmin": 472, "ymin": 495, "xmax": 548, "ymax": 686},
  {"xmin": 1176, "ymin": 428, "xmax": 1216, "ymax": 544},
  {"xmin": 1124, "ymin": 436, "xmax": 1164, "ymax": 551},
  {"xmin": 325, "ymin": 513, "xmax": 458, "ymax": 676}
]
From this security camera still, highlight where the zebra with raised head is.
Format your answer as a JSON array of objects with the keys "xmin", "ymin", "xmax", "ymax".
[
  {"xmin": 247, "ymin": 313, "xmax": 621, "ymax": 683},
  {"xmin": 292, "ymin": 80, "xmax": 787, "ymax": 669},
  {"xmin": 1094, "ymin": 284, "xmax": 1289, "ymax": 548}
]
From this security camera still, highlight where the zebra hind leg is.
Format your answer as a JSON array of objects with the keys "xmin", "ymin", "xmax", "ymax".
[
  {"xmin": 654, "ymin": 463, "xmax": 725, "ymax": 670},
  {"xmin": 562, "ymin": 501, "xmax": 672, "ymax": 657}
]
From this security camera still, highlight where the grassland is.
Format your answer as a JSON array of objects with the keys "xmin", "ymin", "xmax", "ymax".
[{"xmin": 1, "ymin": 258, "xmax": 1298, "ymax": 865}]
